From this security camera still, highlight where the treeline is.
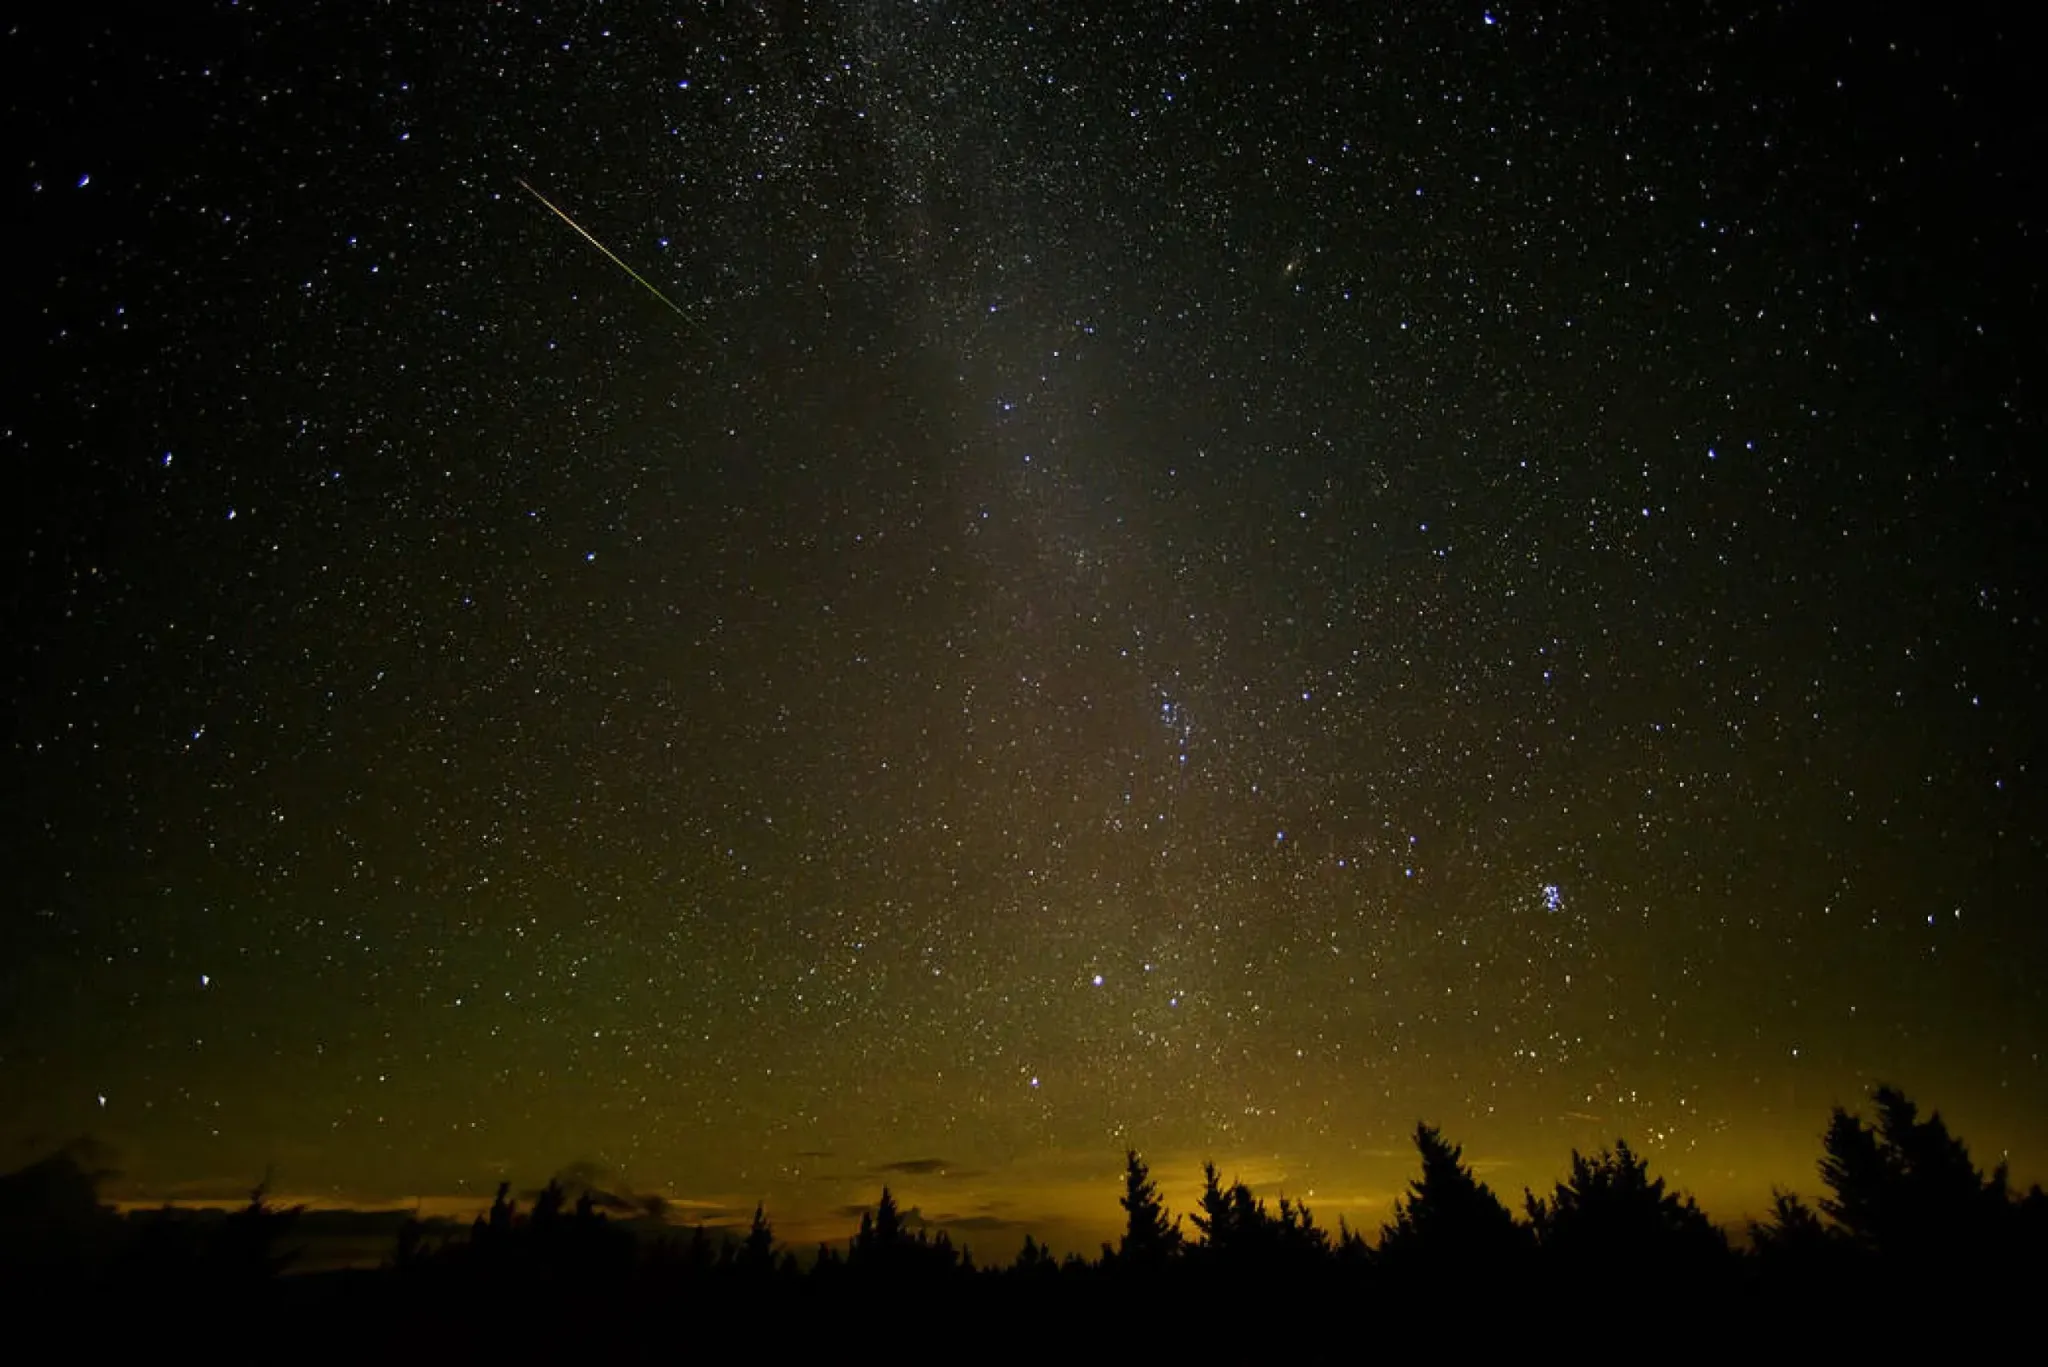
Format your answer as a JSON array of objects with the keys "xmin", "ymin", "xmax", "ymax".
[{"xmin": 4, "ymin": 1086, "xmax": 2044, "ymax": 1355}]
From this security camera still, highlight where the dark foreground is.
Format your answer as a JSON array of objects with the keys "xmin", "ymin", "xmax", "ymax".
[{"xmin": 6, "ymin": 1085, "xmax": 2043, "ymax": 1361}]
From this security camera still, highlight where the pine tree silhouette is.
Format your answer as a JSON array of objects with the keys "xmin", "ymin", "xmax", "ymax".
[
  {"xmin": 1274, "ymin": 1195, "xmax": 1330, "ymax": 1263},
  {"xmin": 1747, "ymin": 1187, "xmax": 1841, "ymax": 1273},
  {"xmin": 1012, "ymin": 1232, "xmax": 1057, "ymax": 1279},
  {"xmin": 853, "ymin": 1187, "xmax": 913, "ymax": 1275},
  {"xmin": 1818, "ymin": 1084, "xmax": 2012, "ymax": 1267},
  {"xmin": 874, "ymin": 1186, "xmax": 903, "ymax": 1246},
  {"xmin": 1186, "ymin": 1160, "xmax": 1329, "ymax": 1275},
  {"xmin": 530, "ymin": 1177, "xmax": 567, "ymax": 1231},
  {"xmin": 684, "ymin": 1222, "xmax": 715, "ymax": 1275},
  {"xmin": 212, "ymin": 1180, "xmax": 305, "ymax": 1282},
  {"xmin": 1378, "ymin": 1122, "xmax": 1525, "ymax": 1272},
  {"xmin": 1335, "ymin": 1217, "xmax": 1373, "ymax": 1269},
  {"xmin": 1525, "ymin": 1139, "xmax": 1726, "ymax": 1273},
  {"xmin": 1113, "ymin": 1149, "xmax": 1182, "ymax": 1269},
  {"xmin": 1189, "ymin": 1161, "xmax": 1239, "ymax": 1254},
  {"xmin": 740, "ymin": 1202, "xmax": 775, "ymax": 1273},
  {"xmin": 487, "ymin": 1181, "xmax": 516, "ymax": 1238}
]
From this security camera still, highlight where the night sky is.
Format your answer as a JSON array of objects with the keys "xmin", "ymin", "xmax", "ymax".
[{"xmin": 6, "ymin": 3, "xmax": 2043, "ymax": 1251}]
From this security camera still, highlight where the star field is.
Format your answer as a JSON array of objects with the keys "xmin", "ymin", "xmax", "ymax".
[{"xmin": 4, "ymin": 3, "xmax": 2042, "ymax": 1248}]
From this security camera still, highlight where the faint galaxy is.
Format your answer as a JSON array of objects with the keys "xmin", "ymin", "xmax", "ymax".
[{"xmin": 3, "ymin": 3, "xmax": 2042, "ymax": 1244}]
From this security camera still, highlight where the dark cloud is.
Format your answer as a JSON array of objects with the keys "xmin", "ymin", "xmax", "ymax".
[
  {"xmin": 287, "ymin": 1208, "xmax": 465, "ymax": 1238},
  {"xmin": 870, "ymin": 1157, "xmax": 982, "ymax": 1178},
  {"xmin": 935, "ymin": 1213, "xmax": 1030, "ymax": 1234},
  {"xmin": 871, "ymin": 1157, "xmax": 951, "ymax": 1176},
  {"xmin": 530, "ymin": 1160, "xmax": 673, "ymax": 1221},
  {"xmin": 679, "ymin": 1214, "xmax": 748, "ymax": 1233}
]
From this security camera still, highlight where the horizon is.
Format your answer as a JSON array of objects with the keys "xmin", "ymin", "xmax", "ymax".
[{"xmin": 46, "ymin": 1078, "xmax": 2047, "ymax": 1267}]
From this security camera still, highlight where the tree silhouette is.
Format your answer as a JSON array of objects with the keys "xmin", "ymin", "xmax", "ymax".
[
  {"xmin": 1378, "ymin": 1122, "xmax": 1525, "ymax": 1273},
  {"xmin": 1189, "ymin": 1161, "xmax": 1242, "ymax": 1255},
  {"xmin": 925, "ymin": 1227, "xmax": 962, "ymax": 1273},
  {"xmin": 1525, "ymin": 1139, "xmax": 1726, "ymax": 1273},
  {"xmin": 852, "ymin": 1186, "xmax": 948, "ymax": 1277},
  {"xmin": 0, "ymin": 1142, "xmax": 120, "ymax": 1278},
  {"xmin": 1746, "ymin": 1187, "xmax": 1848, "ymax": 1285},
  {"xmin": 16, "ymin": 1086, "xmax": 2040, "ymax": 1340},
  {"xmin": 1273, "ymin": 1195, "xmax": 1330, "ymax": 1263},
  {"xmin": 530, "ymin": 1177, "xmax": 567, "ymax": 1231},
  {"xmin": 486, "ymin": 1181, "xmax": 516, "ymax": 1238},
  {"xmin": 392, "ymin": 1210, "xmax": 430, "ymax": 1272},
  {"xmin": 1012, "ymin": 1232, "xmax": 1058, "ymax": 1280},
  {"xmin": 873, "ymin": 1186, "xmax": 903, "ymax": 1246},
  {"xmin": 1818, "ymin": 1082, "xmax": 2023, "ymax": 1287},
  {"xmin": 210, "ymin": 1181, "xmax": 305, "ymax": 1282},
  {"xmin": 1111, "ymin": 1149, "xmax": 1182, "ymax": 1269},
  {"xmin": 1335, "ymin": 1218, "xmax": 1373, "ymax": 1269},
  {"xmin": 681, "ymin": 1222, "xmax": 715, "ymax": 1275},
  {"xmin": 740, "ymin": 1202, "xmax": 776, "ymax": 1274},
  {"xmin": 1186, "ymin": 1161, "xmax": 1329, "ymax": 1274},
  {"xmin": 1818, "ymin": 1083, "xmax": 2018, "ymax": 1271},
  {"xmin": 2014, "ymin": 1184, "xmax": 2048, "ymax": 1274}
]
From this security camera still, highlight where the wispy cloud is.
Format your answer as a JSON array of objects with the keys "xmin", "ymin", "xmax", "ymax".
[
  {"xmin": 871, "ymin": 1157, "xmax": 979, "ymax": 1178},
  {"xmin": 931, "ymin": 1212, "xmax": 1031, "ymax": 1234}
]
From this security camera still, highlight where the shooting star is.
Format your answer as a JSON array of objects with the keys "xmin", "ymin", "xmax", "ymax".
[{"xmin": 516, "ymin": 177, "xmax": 695, "ymax": 325}]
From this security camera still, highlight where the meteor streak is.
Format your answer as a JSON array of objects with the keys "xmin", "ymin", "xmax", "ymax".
[{"xmin": 517, "ymin": 177, "xmax": 693, "ymax": 323}]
